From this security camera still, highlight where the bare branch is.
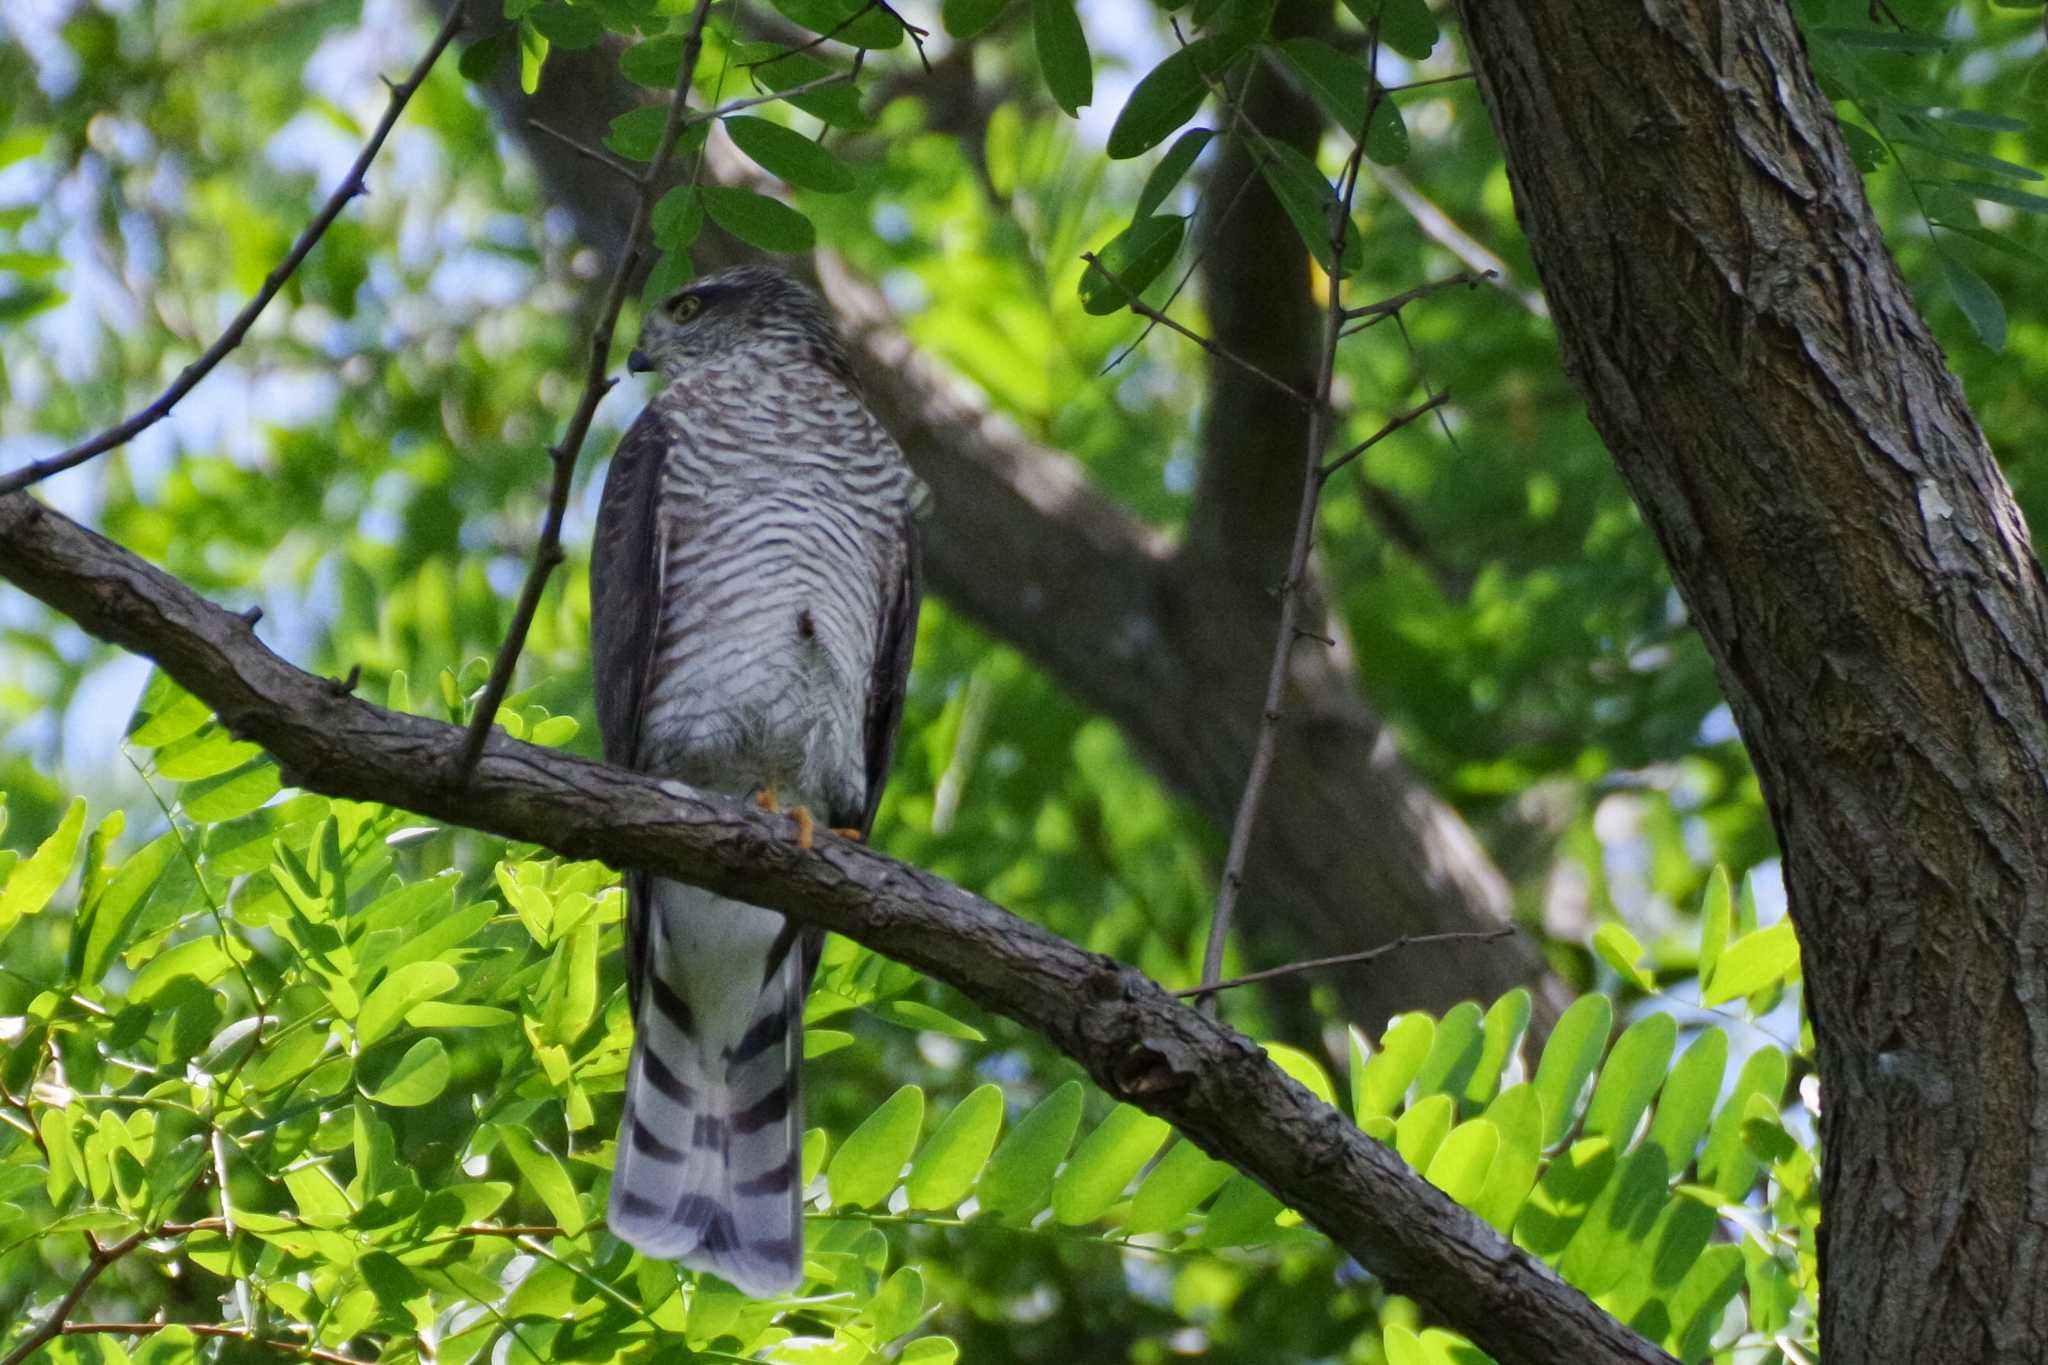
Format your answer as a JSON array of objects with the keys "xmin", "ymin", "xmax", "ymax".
[
  {"xmin": 1177, "ymin": 928, "xmax": 1516, "ymax": 999},
  {"xmin": 454, "ymin": 0, "xmax": 718, "ymax": 780},
  {"xmin": 1078, "ymin": 251, "xmax": 1316, "ymax": 409},
  {"xmin": 0, "ymin": 7, "xmax": 464, "ymax": 497},
  {"xmin": 1319, "ymin": 392, "xmax": 1450, "ymax": 482},
  {"xmin": 1198, "ymin": 64, "xmax": 1382, "ymax": 1010},
  {"xmin": 526, "ymin": 118, "xmax": 638, "ymax": 183},
  {"xmin": 0, "ymin": 1230, "xmax": 148, "ymax": 1365},
  {"xmin": 1341, "ymin": 268, "xmax": 1496, "ymax": 329},
  {"xmin": 0, "ymin": 488, "xmax": 1674, "ymax": 1365}
]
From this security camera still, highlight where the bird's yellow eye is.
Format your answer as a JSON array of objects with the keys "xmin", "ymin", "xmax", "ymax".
[{"xmin": 667, "ymin": 293, "xmax": 703, "ymax": 321}]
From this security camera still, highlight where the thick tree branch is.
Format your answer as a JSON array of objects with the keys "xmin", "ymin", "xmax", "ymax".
[
  {"xmin": 1456, "ymin": 0, "xmax": 2048, "ymax": 1357},
  {"xmin": 0, "ymin": 6, "xmax": 463, "ymax": 497},
  {"xmin": 0, "ymin": 488, "xmax": 1662, "ymax": 1365}
]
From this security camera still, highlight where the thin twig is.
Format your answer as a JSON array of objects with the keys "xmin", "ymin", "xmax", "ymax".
[
  {"xmin": 1341, "ymin": 268, "xmax": 1495, "ymax": 329},
  {"xmin": 455, "ymin": 0, "xmax": 719, "ymax": 780},
  {"xmin": 59, "ymin": 1324, "xmax": 369, "ymax": 1365},
  {"xmin": 0, "ymin": 6, "xmax": 463, "ymax": 497},
  {"xmin": 1383, "ymin": 70, "xmax": 1474, "ymax": 94},
  {"xmin": 0, "ymin": 1230, "xmax": 148, "ymax": 1365},
  {"xmin": 1318, "ymin": 392, "xmax": 1449, "ymax": 481},
  {"xmin": 1079, "ymin": 252, "xmax": 1315, "ymax": 408},
  {"xmin": 1177, "ymin": 928, "xmax": 1515, "ymax": 999},
  {"xmin": 695, "ymin": 62, "xmax": 862, "ymax": 123},
  {"xmin": 527, "ymin": 118, "xmax": 638, "ymax": 182},
  {"xmin": 1196, "ymin": 38, "xmax": 1383, "ymax": 1014}
]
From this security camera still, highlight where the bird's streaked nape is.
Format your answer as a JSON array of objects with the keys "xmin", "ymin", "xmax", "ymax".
[{"xmin": 590, "ymin": 265, "xmax": 924, "ymax": 1295}]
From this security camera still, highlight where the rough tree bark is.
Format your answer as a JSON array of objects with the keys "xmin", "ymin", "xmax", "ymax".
[
  {"xmin": 1455, "ymin": 0, "xmax": 2048, "ymax": 1358},
  {"xmin": 442, "ymin": 0, "xmax": 1563, "ymax": 1027},
  {"xmin": 0, "ymin": 490, "xmax": 1670, "ymax": 1365}
]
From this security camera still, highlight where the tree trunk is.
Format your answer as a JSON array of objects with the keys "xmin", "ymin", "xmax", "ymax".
[{"xmin": 1455, "ymin": 0, "xmax": 2048, "ymax": 1357}]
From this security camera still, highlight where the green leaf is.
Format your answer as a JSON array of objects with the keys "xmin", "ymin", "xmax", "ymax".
[
  {"xmin": 1931, "ymin": 219, "xmax": 2048, "ymax": 269},
  {"xmin": 1593, "ymin": 923, "xmax": 1656, "ymax": 991},
  {"xmin": 1699, "ymin": 1045, "xmax": 1787, "ymax": 1201},
  {"xmin": 1051, "ymin": 1103, "xmax": 1170, "ymax": 1224},
  {"xmin": 1468, "ymin": 989, "xmax": 1532, "ymax": 1109},
  {"xmin": 901, "ymin": 1339, "xmax": 960, "ymax": 1365},
  {"xmin": 724, "ymin": 116, "xmax": 857, "ymax": 193},
  {"xmin": 1249, "ymin": 136, "xmax": 1365, "ymax": 276},
  {"xmin": 0, "ymin": 795, "xmax": 84, "ymax": 938},
  {"xmin": 1667, "ymin": 1245, "xmax": 1745, "ymax": 1360},
  {"xmin": 975, "ymin": 1079, "xmax": 1082, "ymax": 1221},
  {"xmin": 1339, "ymin": 0, "xmax": 1437, "ymax": 60},
  {"xmin": 1702, "ymin": 920, "xmax": 1800, "ymax": 1005},
  {"xmin": 1423, "ymin": 1118, "xmax": 1498, "ymax": 1207},
  {"xmin": 182, "ymin": 759, "xmax": 281, "ymax": 822},
  {"xmin": 606, "ymin": 106, "xmax": 668, "ymax": 161},
  {"xmin": 1581, "ymin": 1012, "xmax": 1676, "ymax": 1144},
  {"xmin": 1135, "ymin": 127, "xmax": 1215, "ymax": 218},
  {"xmin": 620, "ymin": 33, "xmax": 685, "ymax": 86},
  {"xmin": 1697, "ymin": 867, "xmax": 1733, "ymax": 985},
  {"xmin": 1891, "ymin": 132, "xmax": 2043, "ymax": 182},
  {"xmin": 1107, "ymin": 39, "xmax": 1232, "ymax": 160},
  {"xmin": 650, "ymin": 185, "xmax": 704, "ymax": 251},
  {"xmin": 1270, "ymin": 38, "xmax": 1406, "ymax": 164},
  {"xmin": 407, "ymin": 1002, "xmax": 517, "ymax": 1028},
  {"xmin": 494, "ymin": 1124, "xmax": 585, "ymax": 1233},
  {"xmin": 357, "ymin": 961, "xmax": 460, "ymax": 1046},
  {"xmin": 872, "ymin": 998, "xmax": 986, "ymax": 1040},
  {"xmin": 1921, "ymin": 107, "xmax": 2028, "ymax": 133},
  {"xmin": 905, "ymin": 1083, "xmax": 1003, "ymax": 1210},
  {"xmin": 1263, "ymin": 1041, "xmax": 1338, "ymax": 1107},
  {"xmin": 1557, "ymin": 1145, "xmax": 1670, "ymax": 1295},
  {"xmin": 1359, "ymin": 1012, "xmax": 1434, "ymax": 1119},
  {"xmin": 942, "ymin": 0, "xmax": 1007, "ymax": 37},
  {"xmin": 1533, "ymin": 993, "xmax": 1612, "ymax": 1147},
  {"xmin": 153, "ymin": 725, "xmax": 260, "ymax": 781},
  {"xmin": 1473, "ymin": 1083, "xmax": 1543, "ymax": 1231},
  {"xmin": 1189, "ymin": 1175, "xmax": 1285, "ymax": 1247},
  {"xmin": 528, "ymin": 1, "xmax": 603, "ymax": 47},
  {"xmin": 365, "ymin": 1037, "xmax": 451, "ymax": 1107},
  {"xmin": 1125, "ymin": 1138, "xmax": 1233, "ymax": 1234},
  {"xmin": 127, "ymin": 672, "xmax": 212, "ymax": 747},
  {"xmin": 1644, "ymin": 1028, "xmax": 1727, "ymax": 1170},
  {"xmin": 1394, "ymin": 1092, "xmax": 1455, "ymax": 1170},
  {"xmin": 829, "ymin": 1084, "xmax": 925, "ymax": 1209},
  {"xmin": 1941, "ymin": 253, "xmax": 2007, "ymax": 351},
  {"xmin": 518, "ymin": 19, "xmax": 550, "ymax": 94},
  {"xmin": 76, "ymin": 831, "xmax": 177, "ymax": 985},
  {"xmin": 700, "ymin": 186, "xmax": 816, "ymax": 253},
  {"xmin": 1411, "ymin": 1001, "xmax": 1484, "ymax": 1101},
  {"xmin": 1937, "ymin": 178, "xmax": 2048, "ymax": 213},
  {"xmin": 872, "ymin": 1266, "xmax": 926, "ymax": 1340},
  {"xmin": 1515, "ymin": 1135, "xmax": 1615, "ymax": 1256},
  {"xmin": 1079, "ymin": 215, "xmax": 1186, "ymax": 315},
  {"xmin": 641, "ymin": 249, "xmax": 695, "ymax": 314},
  {"xmin": 1033, "ymin": 0, "xmax": 1093, "ymax": 115},
  {"xmin": 731, "ymin": 44, "xmax": 872, "ymax": 129}
]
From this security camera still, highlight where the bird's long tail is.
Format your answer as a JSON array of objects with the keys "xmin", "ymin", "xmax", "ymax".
[{"xmin": 608, "ymin": 877, "xmax": 807, "ymax": 1297}]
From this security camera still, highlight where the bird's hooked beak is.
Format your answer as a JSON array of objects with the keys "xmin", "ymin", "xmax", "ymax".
[{"xmin": 626, "ymin": 349, "xmax": 654, "ymax": 375}]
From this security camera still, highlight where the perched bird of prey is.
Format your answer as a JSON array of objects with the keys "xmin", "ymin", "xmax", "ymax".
[{"xmin": 590, "ymin": 265, "xmax": 924, "ymax": 1296}]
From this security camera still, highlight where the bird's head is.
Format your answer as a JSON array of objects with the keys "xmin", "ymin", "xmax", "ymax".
[{"xmin": 626, "ymin": 264, "xmax": 853, "ymax": 385}]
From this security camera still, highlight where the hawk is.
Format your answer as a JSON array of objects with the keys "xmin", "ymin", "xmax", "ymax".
[{"xmin": 590, "ymin": 265, "xmax": 924, "ymax": 1296}]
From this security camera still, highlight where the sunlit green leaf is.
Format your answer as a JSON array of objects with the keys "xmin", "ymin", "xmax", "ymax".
[{"xmin": 829, "ymin": 1084, "xmax": 925, "ymax": 1208}]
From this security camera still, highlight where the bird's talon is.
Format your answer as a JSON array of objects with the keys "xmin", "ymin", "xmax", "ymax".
[
  {"xmin": 793, "ymin": 806, "xmax": 816, "ymax": 850},
  {"xmin": 831, "ymin": 827, "xmax": 864, "ymax": 842},
  {"xmin": 754, "ymin": 786, "xmax": 782, "ymax": 813}
]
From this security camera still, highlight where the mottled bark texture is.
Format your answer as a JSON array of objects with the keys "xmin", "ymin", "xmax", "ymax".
[
  {"xmin": 0, "ymin": 491, "xmax": 1671, "ymax": 1365},
  {"xmin": 441, "ymin": 0, "xmax": 1562, "ymax": 1029},
  {"xmin": 1455, "ymin": 1, "xmax": 2048, "ymax": 1358}
]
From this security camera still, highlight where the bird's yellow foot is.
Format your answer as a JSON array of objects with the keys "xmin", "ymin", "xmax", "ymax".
[
  {"xmin": 752, "ymin": 787, "xmax": 817, "ymax": 850},
  {"xmin": 831, "ymin": 827, "xmax": 864, "ymax": 842}
]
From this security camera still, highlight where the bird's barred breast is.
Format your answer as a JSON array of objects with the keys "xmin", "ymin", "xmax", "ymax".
[{"xmin": 634, "ymin": 366, "xmax": 913, "ymax": 813}]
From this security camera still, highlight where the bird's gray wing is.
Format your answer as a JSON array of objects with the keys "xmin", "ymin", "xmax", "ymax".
[
  {"xmin": 589, "ymin": 407, "xmax": 673, "ymax": 1023},
  {"xmin": 842, "ymin": 505, "xmax": 923, "ymax": 837},
  {"xmin": 590, "ymin": 407, "xmax": 671, "ymax": 772}
]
